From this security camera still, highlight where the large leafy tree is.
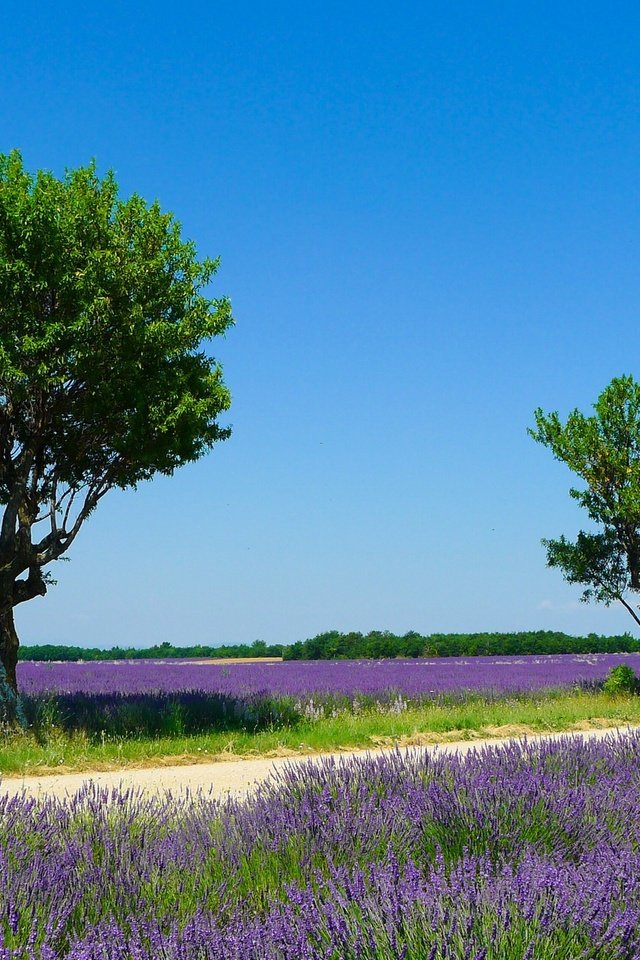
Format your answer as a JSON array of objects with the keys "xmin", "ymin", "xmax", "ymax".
[
  {"xmin": 529, "ymin": 375, "xmax": 640, "ymax": 628},
  {"xmin": 0, "ymin": 152, "xmax": 233, "ymax": 699}
]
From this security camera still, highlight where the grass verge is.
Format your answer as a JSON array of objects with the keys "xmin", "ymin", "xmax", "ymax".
[{"xmin": 2, "ymin": 688, "xmax": 640, "ymax": 777}]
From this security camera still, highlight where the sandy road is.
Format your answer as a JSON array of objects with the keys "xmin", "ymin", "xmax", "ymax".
[{"xmin": 0, "ymin": 726, "xmax": 637, "ymax": 801}]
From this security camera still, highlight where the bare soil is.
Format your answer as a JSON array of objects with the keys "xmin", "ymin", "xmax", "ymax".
[{"xmin": 174, "ymin": 657, "xmax": 282, "ymax": 664}]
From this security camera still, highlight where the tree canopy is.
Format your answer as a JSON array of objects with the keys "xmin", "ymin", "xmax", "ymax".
[
  {"xmin": 0, "ymin": 152, "xmax": 233, "ymax": 699},
  {"xmin": 15, "ymin": 630, "xmax": 639, "ymax": 662},
  {"xmin": 529, "ymin": 375, "xmax": 640, "ymax": 627},
  {"xmin": 282, "ymin": 628, "xmax": 639, "ymax": 659}
]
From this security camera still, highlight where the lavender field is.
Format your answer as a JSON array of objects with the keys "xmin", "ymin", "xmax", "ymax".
[
  {"xmin": 17, "ymin": 651, "xmax": 640, "ymax": 698},
  {"xmin": 12, "ymin": 652, "xmax": 640, "ymax": 741},
  {"xmin": 2, "ymin": 733, "xmax": 640, "ymax": 958}
]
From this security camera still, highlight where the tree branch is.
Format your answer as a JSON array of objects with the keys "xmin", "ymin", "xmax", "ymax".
[
  {"xmin": 618, "ymin": 595, "xmax": 640, "ymax": 628},
  {"xmin": 12, "ymin": 566, "xmax": 47, "ymax": 606}
]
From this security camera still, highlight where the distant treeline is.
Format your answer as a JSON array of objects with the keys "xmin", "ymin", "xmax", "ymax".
[
  {"xmin": 282, "ymin": 630, "xmax": 640, "ymax": 660},
  {"xmin": 17, "ymin": 630, "xmax": 640, "ymax": 662},
  {"xmin": 17, "ymin": 640, "xmax": 284, "ymax": 662}
]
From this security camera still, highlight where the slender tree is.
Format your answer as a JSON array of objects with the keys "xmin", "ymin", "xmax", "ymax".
[
  {"xmin": 0, "ymin": 152, "xmax": 233, "ymax": 701},
  {"xmin": 529, "ymin": 375, "xmax": 640, "ymax": 628}
]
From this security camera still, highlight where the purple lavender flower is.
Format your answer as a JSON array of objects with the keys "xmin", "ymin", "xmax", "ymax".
[{"xmin": 1, "ymin": 732, "xmax": 640, "ymax": 956}]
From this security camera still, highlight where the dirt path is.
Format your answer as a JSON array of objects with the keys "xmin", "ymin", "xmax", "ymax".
[{"xmin": 1, "ymin": 726, "xmax": 636, "ymax": 801}]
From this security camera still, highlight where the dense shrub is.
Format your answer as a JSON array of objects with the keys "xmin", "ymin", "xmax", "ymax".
[{"xmin": 602, "ymin": 664, "xmax": 640, "ymax": 696}]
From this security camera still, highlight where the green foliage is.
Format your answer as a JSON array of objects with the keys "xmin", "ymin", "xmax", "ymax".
[
  {"xmin": 542, "ymin": 530, "xmax": 628, "ymax": 606},
  {"xmin": 530, "ymin": 376, "xmax": 640, "ymax": 625},
  {"xmin": 602, "ymin": 664, "xmax": 640, "ymax": 696},
  {"xmin": 0, "ymin": 151, "xmax": 233, "ymax": 670},
  {"xmin": 18, "ymin": 639, "xmax": 284, "ymax": 661},
  {"xmin": 19, "ymin": 630, "xmax": 640, "ymax": 662},
  {"xmin": 0, "ymin": 151, "xmax": 233, "ymax": 492},
  {"xmin": 282, "ymin": 629, "xmax": 639, "ymax": 660}
]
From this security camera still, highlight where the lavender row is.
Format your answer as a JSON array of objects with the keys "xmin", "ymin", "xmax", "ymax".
[
  {"xmin": 17, "ymin": 651, "xmax": 640, "ymax": 698},
  {"xmin": 2, "ymin": 733, "xmax": 640, "ymax": 957}
]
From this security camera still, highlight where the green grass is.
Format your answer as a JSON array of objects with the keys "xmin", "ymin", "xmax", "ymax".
[{"xmin": 2, "ymin": 688, "xmax": 640, "ymax": 777}]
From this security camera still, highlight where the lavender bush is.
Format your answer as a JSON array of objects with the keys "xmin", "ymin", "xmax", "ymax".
[
  {"xmin": 20, "ymin": 690, "xmax": 302, "ymax": 739},
  {"xmin": 11, "ymin": 653, "xmax": 639, "ymax": 740},
  {"xmin": 1, "ymin": 733, "xmax": 640, "ymax": 957}
]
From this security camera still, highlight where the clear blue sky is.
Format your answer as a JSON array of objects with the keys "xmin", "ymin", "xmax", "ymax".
[{"xmin": 3, "ymin": 1, "xmax": 640, "ymax": 647}]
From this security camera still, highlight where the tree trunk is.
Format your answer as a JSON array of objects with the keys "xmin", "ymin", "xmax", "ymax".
[
  {"xmin": 0, "ymin": 607, "xmax": 19, "ymax": 693},
  {"xmin": 0, "ymin": 606, "xmax": 21, "ymax": 724}
]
